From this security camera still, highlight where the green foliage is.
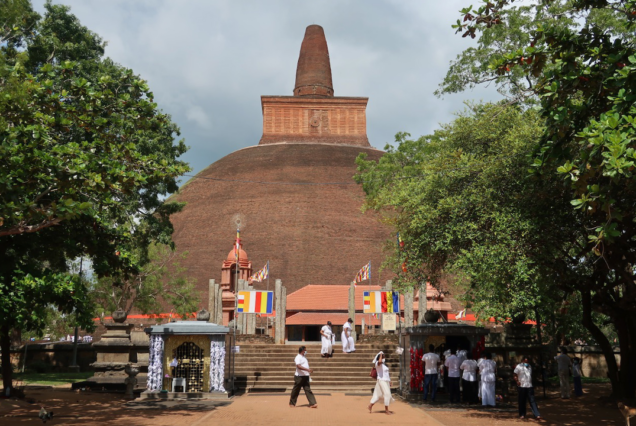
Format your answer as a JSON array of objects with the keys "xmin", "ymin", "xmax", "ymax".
[
  {"xmin": 91, "ymin": 244, "xmax": 200, "ymax": 321},
  {"xmin": 0, "ymin": 1, "xmax": 190, "ymax": 391},
  {"xmin": 356, "ymin": 103, "xmax": 575, "ymax": 322}
]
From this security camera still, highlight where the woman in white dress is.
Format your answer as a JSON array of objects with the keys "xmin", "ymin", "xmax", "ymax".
[
  {"xmin": 368, "ymin": 351, "xmax": 394, "ymax": 415},
  {"xmin": 341, "ymin": 318, "xmax": 356, "ymax": 353},
  {"xmin": 479, "ymin": 352, "xmax": 497, "ymax": 407},
  {"xmin": 320, "ymin": 321, "xmax": 333, "ymax": 357}
]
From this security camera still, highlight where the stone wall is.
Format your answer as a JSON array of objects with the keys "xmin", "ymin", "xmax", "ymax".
[
  {"xmin": 11, "ymin": 343, "xmax": 96, "ymax": 371},
  {"xmin": 236, "ymin": 334, "xmax": 275, "ymax": 344}
]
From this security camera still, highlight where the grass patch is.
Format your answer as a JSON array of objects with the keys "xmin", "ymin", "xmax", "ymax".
[{"xmin": 13, "ymin": 371, "xmax": 93, "ymax": 386}]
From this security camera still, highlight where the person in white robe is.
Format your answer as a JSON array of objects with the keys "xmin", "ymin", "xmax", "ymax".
[
  {"xmin": 320, "ymin": 321, "xmax": 333, "ymax": 357},
  {"xmin": 341, "ymin": 318, "xmax": 355, "ymax": 353},
  {"xmin": 368, "ymin": 351, "xmax": 394, "ymax": 415},
  {"xmin": 479, "ymin": 352, "xmax": 497, "ymax": 407}
]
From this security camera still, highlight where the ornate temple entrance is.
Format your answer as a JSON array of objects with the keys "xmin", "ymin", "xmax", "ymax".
[{"xmin": 175, "ymin": 341, "xmax": 205, "ymax": 392}]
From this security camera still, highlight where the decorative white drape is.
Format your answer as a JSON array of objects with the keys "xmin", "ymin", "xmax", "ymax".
[
  {"xmin": 209, "ymin": 340, "xmax": 226, "ymax": 392},
  {"xmin": 147, "ymin": 335, "xmax": 164, "ymax": 391}
]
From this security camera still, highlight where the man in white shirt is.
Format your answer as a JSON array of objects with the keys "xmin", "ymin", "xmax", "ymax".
[
  {"xmin": 289, "ymin": 346, "xmax": 317, "ymax": 408},
  {"xmin": 554, "ymin": 348, "xmax": 572, "ymax": 398},
  {"xmin": 514, "ymin": 358, "xmax": 541, "ymax": 420},
  {"xmin": 460, "ymin": 353, "xmax": 478, "ymax": 404},
  {"xmin": 421, "ymin": 344, "xmax": 440, "ymax": 402},
  {"xmin": 320, "ymin": 321, "xmax": 333, "ymax": 358},
  {"xmin": 444, "ymin": 348, "xmax": 462, "ymax": 403}
]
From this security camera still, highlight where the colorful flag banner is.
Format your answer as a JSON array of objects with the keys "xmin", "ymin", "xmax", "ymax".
[
  {"xmin": 237, "ymin": 291, "xmax": 274, "ymax": 314},
  {"xmin": 363, "ymin": 291, "xmax": 400, "ymax": 313},
  {"xmin": 456, "ymin": 309, "xmax": 466, "ymax": 320},
  {"xmin": 354, "ymin": 261, "xmax": 371, "ymax": 283},
  {"xmin": 234, "ymin": 229, "xmax": 240, "ymax": 262},
  {"xmin": 249, "ymin": 262, "xmax": 269, "ymax": 283}
]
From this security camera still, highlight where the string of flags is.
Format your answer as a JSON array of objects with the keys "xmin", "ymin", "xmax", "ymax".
[
  {"xmin": 249, "ymin": 261, "xmax": 269, "ymax": 283},
  {"xmin": 354, "ymin": 261, "xmax": 371, "ymax": 286}
]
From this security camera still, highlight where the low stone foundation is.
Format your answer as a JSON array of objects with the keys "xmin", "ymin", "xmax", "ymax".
[
  {"xmin": 357, "ymin": 334, "xmax": 398, "ymax": 344},
  {"xmin": 236, "ymin": 334, "xmax": 275, "ymax": 344}
]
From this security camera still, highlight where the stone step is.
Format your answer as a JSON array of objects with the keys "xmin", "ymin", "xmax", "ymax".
[{"xmin": 235, "ymin": 378, "xmax": 378, "ymax": 386}]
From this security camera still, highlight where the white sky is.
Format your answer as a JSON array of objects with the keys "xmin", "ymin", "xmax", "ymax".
[{"xmin": 34, "ymin": 0, "xmax": 501, "ymax": 181}]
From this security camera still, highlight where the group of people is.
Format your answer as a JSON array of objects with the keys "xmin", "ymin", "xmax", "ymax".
[
  {"xmin": 555, "ymin": 348, "xmax": 584, "ymax": 399},
  {"xmin": 319, "ymin": 319, "xmax": 356, "ymax": 357},
  {"xmin": 289, "ymin": 344, "xmax": 395, "ymax": 415},
  {"xmin": 420, "ymin": 345, "xmax": 497, "ymax": 406}
]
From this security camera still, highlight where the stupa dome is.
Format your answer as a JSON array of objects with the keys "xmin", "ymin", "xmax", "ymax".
[{"xmin": 169, "ymin": 25, "xmax": 393, "ymax": 299}]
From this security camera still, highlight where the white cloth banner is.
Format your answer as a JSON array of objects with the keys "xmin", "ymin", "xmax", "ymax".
[
  {"xmin": 146, "ymin": 334, "xmax": 164, "ymax": 391},
  {"xmin": 209, "ymin": 340, "xmax": 226, "ymax": 392}
]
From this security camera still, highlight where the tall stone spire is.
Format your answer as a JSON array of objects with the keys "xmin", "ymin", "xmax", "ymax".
[{"xmin": 293, "ymin": 25, "xmax": 334, "ymax": 98}]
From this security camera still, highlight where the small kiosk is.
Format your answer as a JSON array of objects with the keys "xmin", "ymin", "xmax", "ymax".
[
  {"xmin": 399, "ymin": 323, "xmax": 490, "ymax": 400},
  {"xmin": 143, "ymin": 320, "xmax": 230, "ymax": 398}
]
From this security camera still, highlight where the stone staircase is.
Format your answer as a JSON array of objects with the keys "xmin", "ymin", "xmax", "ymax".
[{"xmin": 232, "ymin": 342, "xmax": 399, "ymax": 393}]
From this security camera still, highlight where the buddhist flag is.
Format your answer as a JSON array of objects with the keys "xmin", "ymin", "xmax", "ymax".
[
  {"xmin": 354, "ymin": 261, "xmax": 371, "ymax": 284},
  {"xmin": 249, "ymin": 262, "xmax": 269, "ymax": 283},
  {"xmin": 237, "ymin": 291, "xmax": 274, "ymax": 314},
  {"xmin": 363, "ymin": 291, "xmax": 400, "ymax": 313}
]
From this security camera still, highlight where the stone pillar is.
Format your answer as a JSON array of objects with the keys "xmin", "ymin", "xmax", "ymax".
[
  {"xmin": 275, "ymin": 279, "xmax": 283, "ymax": 344},
  {"xmin": 404, "ymin": 288, "xmax": 414, "ymax": 328},
  {"xmin": 281, "ymin": 286, "xmax": 287, "ymax": 343},
  {"xmin": 215, "ymin": 282, "xmax": 223, "ymax": 325},
  {"xmin": 208, "ymin": 279, "xmax": 216, "ymax": 323},
  {"xmin": 361, "ymin": 317, "xmax": 365, "ymax": 335},
  {"xmin": 418, "ymin": 282, "xmax": 426, "ymax": 324},
  {"xmin": 348, "ymin": 282, "xmax": 356, "ymax": 341}
]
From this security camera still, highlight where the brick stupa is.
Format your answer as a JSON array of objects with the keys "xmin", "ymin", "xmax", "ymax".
[{"xmin": 169, "ymin": 25, "xmax": 392, "ymax": 322}]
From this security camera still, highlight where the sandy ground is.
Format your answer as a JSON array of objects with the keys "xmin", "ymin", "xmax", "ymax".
[{"xmin": 0, "ymin": 383, "xmax": 626, "ymax": 426}]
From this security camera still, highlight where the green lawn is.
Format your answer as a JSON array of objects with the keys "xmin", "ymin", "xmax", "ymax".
[{"xmin": 13, "ymin": 371, "xmax": 93, "ymax": 386}]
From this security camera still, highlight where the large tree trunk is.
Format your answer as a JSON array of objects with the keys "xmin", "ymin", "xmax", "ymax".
[
  {"xmin": 1, "ymin": 325, "xmax": 13, "ymax": 395},
  {"xmin": 615, "ymin": 317, "xmax": 631, "ymax": 398},
  {"xmin": 581, "ymin": 290, "xmax": 621, "ymax": 397}
]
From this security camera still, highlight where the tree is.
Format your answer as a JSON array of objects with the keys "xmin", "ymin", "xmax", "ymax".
[
  {"xmin": 355, "ymin": 101, "xmax": 636, "ymax": 397},
  {"xmin": 0, "ymin": 1, "xmax": 189, "ymax": 393},
  {"xmin": 445, "ymin": 0, "xmax": 636, "ymax": 399},
  {"xmin": 92, "ymin": 244, "xmax": 200, "ymax": 321}
]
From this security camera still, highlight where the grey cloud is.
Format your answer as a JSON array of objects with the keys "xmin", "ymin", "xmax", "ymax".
[{"xmin": 33, "ymin": 0, "xmax": 501, "ymax": 179}]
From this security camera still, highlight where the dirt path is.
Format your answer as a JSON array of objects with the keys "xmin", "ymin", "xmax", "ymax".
[{"xmin": 0, "ymin": 383, "xmax": 625, "ymax": 426}]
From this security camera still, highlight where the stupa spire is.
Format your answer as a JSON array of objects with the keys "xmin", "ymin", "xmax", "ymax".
[{"xmin": 293, "ymin": 25, "xmax": 334, "ymax": 98}]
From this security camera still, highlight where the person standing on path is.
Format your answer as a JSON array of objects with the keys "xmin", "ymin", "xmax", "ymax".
[
  {"xmin": 479, "ymin": 352, "xmax": 497, "ymax": 407},
  {"xmin": 460, "ymin": 353, "xmax": 479, "ymax": 404},
  {"xmin": 555, "ymin": 348, "xmax": 572, "ymax": 398},
  {"xmin": 289, "ymin": 346, "xmax": 317, "ymax": 408},
  {"xmin": 341, "ymin": 318, "xmax": 355, "ymax": 353},
  {"xmin": 421, "ymin": 344, "xmax": 441, "ymax": 402},
  {"xmin": 445, "ymin": 348, "xmax": 461, "ymax": 404},
  {"xmin": 320, "ymin": 321, "xmax": 333, "ymax": 358},
  {"xmin": 514, "ymin": 357, "xmax": 542, "ymax": 420},
  {"xmin": 572, "ymin": 357, "xmax": 583, "ymax": 397},
  {"xmin": 368, "ymin": 351, "xmax": 394, "ymax": 415}
]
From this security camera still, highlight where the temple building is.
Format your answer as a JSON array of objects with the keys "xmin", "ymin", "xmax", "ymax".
[{"xmin": 169, "ymin": 25, "xmax": 453, "ymax": 331}]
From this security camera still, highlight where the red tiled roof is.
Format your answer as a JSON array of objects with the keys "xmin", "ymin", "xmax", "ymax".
[
  {"xmin": 286, "ymin": 284, "xmax": 452, "ymax": 312},
  {"xmin": 285, "ymin": 312, "xmax": 382, "ymax": 326}
]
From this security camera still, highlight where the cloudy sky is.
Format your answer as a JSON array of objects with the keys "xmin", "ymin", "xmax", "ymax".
[{"xmin": 33, "ymin": 0, "xmax": 501, "ymax": 181}]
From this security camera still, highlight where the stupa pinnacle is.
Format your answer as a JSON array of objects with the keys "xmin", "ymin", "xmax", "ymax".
[
  {"xmin": 294, "ymin": 25, "xmax": 334, "ymax": 97},
  {"xmin": 259, "ymin": 24, "xmax": 370, "ymax": 147}
]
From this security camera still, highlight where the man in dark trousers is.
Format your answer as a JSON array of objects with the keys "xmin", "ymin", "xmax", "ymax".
[
  {"xmin": 514, "ymin": 357, "xmax": 542, "ymax": 420},
  {"xmin": 289, "ymin": 346, "xmax": 317, "ymax": 408},
  {"xmin": 444, "ymin": 348, "xmax": 461, "ymax": 404}
]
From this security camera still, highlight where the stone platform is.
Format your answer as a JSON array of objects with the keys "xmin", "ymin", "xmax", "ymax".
[{"xmin": 139, "ymin": 391, "xmax": 230, "ymax": 400}]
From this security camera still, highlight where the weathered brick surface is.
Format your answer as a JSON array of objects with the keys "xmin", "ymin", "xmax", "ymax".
[
  {"xmin": 170, "ymin": 143, "xmax": 394, "ymax": 304},
  {"xmin": 259, "ymin": 96, "xmax": 369, "ymax": 147},
  {"xmin": 294, "ymin": 24, "xmax": 333, "ymax": 98}
]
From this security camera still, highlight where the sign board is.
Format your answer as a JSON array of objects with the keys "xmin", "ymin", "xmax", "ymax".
[
  {"xmin": 382, "ymin": 313, "xmax": 396, "ymax": 331},
  {"xmin": 237, "ymin": 291, "xmax": 273, "ymax": 314},
  {"xmin": 363, "ymin": 291, "xmax": 400, "ymax": 314}
]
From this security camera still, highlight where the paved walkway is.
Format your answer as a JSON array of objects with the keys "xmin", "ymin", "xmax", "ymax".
[{"xmin": 190, "ymin": 392, "xmax": 443, "ymax": 426}]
